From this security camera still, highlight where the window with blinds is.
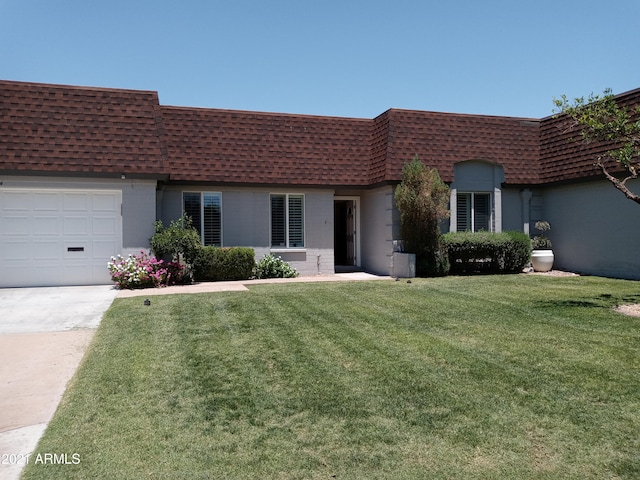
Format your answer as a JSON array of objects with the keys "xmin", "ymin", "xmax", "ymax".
[
  {"xmin": 183, "ymin": 192, "xmax": 222, "ymax": 246},
  {"xmin": 270, "ymin": 195, "xmax": 286, "ymax": 247},
  {"xmin": 456, "ymin": 192, "xmax": 491, "ymax": 232},
  {"xmin": 271, "ymin": 194, "xmax": 305, "ymax": 248}
]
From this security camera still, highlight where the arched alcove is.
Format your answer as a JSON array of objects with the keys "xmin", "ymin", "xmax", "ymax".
[{"xmin": 450, "ymin": 160, "xmax": 505, "ymax": 232}]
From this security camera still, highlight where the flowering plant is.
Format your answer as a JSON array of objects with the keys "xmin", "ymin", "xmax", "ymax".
[
  {"xmin": 253, "ymin": 254, "xmax": 298, "ymax": 279},
  {"xmin": 108, "ymin": 251, "xmax": 186, "ymax": 289}
]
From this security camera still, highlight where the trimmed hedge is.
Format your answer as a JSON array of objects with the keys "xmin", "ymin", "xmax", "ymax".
[
  {"xmin": 192, "ymin": 247, "xmax": 255, "ymax": 281},
  {"xmin": 442, "ymin": 231, "xmax": 531, "ymax": 274}
]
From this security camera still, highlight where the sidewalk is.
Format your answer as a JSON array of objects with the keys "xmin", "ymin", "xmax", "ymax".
[{"xmin": 117, "ymin": 271, "xmax": 391, "ymax": 298}]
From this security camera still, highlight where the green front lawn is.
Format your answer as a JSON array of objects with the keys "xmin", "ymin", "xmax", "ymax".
[{"xmin": 23, "ymin": 275, "xmax": 640, "ymax": 479}]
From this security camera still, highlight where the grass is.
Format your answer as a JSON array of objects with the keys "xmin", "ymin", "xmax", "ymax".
[{"xmin": 22, "ymin": 275, "xmax": 640, "ymax": 479}]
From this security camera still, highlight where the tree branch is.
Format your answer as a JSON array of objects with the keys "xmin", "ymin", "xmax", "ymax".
[{"xmin": 596, "ymin": 161, "xmax": 640, "ymax": 204}]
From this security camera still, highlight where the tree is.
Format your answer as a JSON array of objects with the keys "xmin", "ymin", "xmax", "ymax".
[
  {"xmin": 150, "ymin": 213, "xmax": 202, "ymax": 265},
  {"xmin": 554, "ymin": 89, "xmax": 640, "ymax": 204},
  {"xmin": 394, "ymin": 156, "xmax": 450, "ymax": 276}
]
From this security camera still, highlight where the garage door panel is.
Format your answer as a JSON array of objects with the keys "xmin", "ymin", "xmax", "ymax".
[
  {"xmin": 37, "ymin": 265, "xmax": 63, "ymax": 284},
  {"xmin": 63, "ymin": 216, "xmax": 90, "ymax": 235},
  {"xmin": 3, "ymin": 266, "xmax": 40, "ymax": 286},
  {"xmin": 93, "ymin": 193, "xmax": 119, "ymax": 211},
  {"xmin": 1, "ymin": 191, "xmax": 30, "ymax": 211},
  {"xmin": 90, "ymin": 265, "xmax": 111, "ymax": 284},
  {"xmin": 0, "ymin": 189, "xmax": 122, "ymax": 287},
  {"xmin": 34, "ymin": 192, "xmax": 62, "ymax": 211},
  {"xmin": 2, "ymin": 216, "xmax": 30, "ymax": 235},
  {"xmin": 62, "ymin": 264, "xmax": 100, "ymax": 284},
  {"xmin": 93, "ymin": 239, "xmax": 119, "ymax": 258},
  {"xmin": 33, "ymin": 216, "xmax": 60, "ymax": 234},
  {"xmin": 33, "ymin": 240, "xmax": 62, "ymax": 260},
  {"xmin": 2, "ymin": 240, "xmax": 32, "ymax": 261},
  {"xmin": 63, "ymin": 193, "xmax": 89, "ymax": 211},
  {"xmin": 93, "ymin": 216, "xmax": 118, "ymax": 235}
]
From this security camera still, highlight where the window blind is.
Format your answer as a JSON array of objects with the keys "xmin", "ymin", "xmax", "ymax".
[
  {"xmin": 271, "ymin": 195, "xmax": 286, "ymax": 247},
  {"xmin": 288, "ymin": 195, "xmax": 304, "ymax": 247}
]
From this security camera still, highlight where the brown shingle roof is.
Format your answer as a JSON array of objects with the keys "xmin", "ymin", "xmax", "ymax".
[
  {"xmin": 373, "ymin": 109, "xmax": 540, "ymax": 184},
  {"xmin": 539, "ymin": 88, "xmax": 640, "ymax": 184},
  {"xmin": 3, "ymin": 79, "xmax": 638, "ymax": 187},
  {"xmin": 161, "ymin": 106, "xmax": 541, "ymax": 187},
  {"xmin": 0, "ymin": 80, "xmax": 166, "ymax": 177},
  {"xmin": 161, "ymin": 106, "xmax": 373, "ymax": 186}
]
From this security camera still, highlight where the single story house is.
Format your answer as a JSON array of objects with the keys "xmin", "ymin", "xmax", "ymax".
[{"xmin": 1, "ymin": 79, "xmax": 639, "ymax": 287}]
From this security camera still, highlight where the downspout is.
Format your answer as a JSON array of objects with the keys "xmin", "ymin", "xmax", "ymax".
[{"xmin": 521, "ymin": 189, "xmax": 532, "ymax": 235}]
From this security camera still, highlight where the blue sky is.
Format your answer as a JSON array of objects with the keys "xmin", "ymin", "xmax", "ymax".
[{"xmin": 1, "ymin": 0, "xmax": 638, "ymax": 119}]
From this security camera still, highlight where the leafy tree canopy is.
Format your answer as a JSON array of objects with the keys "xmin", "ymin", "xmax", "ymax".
[{"xmin": 554, "ymin": 89, "xmax": 640, "ymax": 204}]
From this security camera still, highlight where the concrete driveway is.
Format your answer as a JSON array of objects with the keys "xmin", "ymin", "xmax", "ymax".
[{"xmin": 0, "ymin": 285, "xmax": 118, "ymax": 480}]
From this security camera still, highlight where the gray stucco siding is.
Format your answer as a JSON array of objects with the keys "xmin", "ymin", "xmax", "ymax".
[
  {"xmin": 158, "ymin": 186, "xmax": 335, "ymax": 275},
  {"xmin": 361, "ymin": 186, "xmax": 394, "ymax": 275},
  {"xmin": 501, "ymin": 188, "xmax": 527, "ymax": 232},
  {"xmin": 541, "ymin": 179, "xmax": 640, "ymax": 280},
  {"xmin": 121, "ymin": 181, "xmax": 156, "ymax": 252}
]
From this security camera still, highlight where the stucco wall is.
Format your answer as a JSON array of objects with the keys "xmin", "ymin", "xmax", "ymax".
[
  {"xmin": 541, "ymin": 179, "xmax": 640, "ymax": 280},
  {"xmin": 501, "ymin": 188, "xmax": 529, "ymax": 232},
  {"xmin": 159, "ymin": 185, "xmax": 335, "ymax": 275},
  {"xmin": 360, "ymin": 186, "xmax": 394, "ymax": 275}
]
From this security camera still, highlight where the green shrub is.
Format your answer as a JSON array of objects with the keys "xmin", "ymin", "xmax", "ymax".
[
  {"xmin": 502, "ymin": 231, "xmax": 532, "ymax": 271},
  {"xmin": 192, "ymin": 247, "xmax": 255, "ymax": 281},
  {"xmin": 253, "ymin": 254, "xmax": 299, "ymax": 279},
  {"xmin": 150, "ymin": 214, "xmax": 202, "ymax": 265},
  {"xmin": 415, "ymin": 243, "xmax": 450, "ymax": 277},
  {"xmin": 443, "ymin": 231, "xmax": 531, "ymax": 274}
]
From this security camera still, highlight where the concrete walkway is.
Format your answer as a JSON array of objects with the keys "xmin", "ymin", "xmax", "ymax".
[
  {"xmin": 0, "ymin": 273, "xmax": 390, "ymax": 479},
  {"xmin": 117, "ymin": 271, "xmax": 391, "ymax": 298},
  {"xmin": 0, "ymin": 285, "xmax": 119, "ymax": 480}
]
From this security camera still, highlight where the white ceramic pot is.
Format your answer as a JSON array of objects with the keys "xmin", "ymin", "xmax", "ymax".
[{"xmin": 531, "ymin": 249, "xmax": 554, "ymax": 272}]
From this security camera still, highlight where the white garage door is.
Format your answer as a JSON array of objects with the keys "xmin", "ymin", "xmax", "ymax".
[{"xmin": 0, "ymin": 189, "xmax": 122, "ymax": 287}]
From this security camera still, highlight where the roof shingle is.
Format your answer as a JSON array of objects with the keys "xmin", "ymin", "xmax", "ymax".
[
  {"xmin": 2, "ymin": 80, "xmax": 638, "ymax": 188},
  {"xmin": 0, "ymin": 80, "xmax": 166, "ymax": 177},
  {"xmin": 160, "ymin": 106, "xmax": 372, "ymax": 186},
  {"xmin": 539, "ymin": 88, "xmax": 640, "ymax": 184},
  {"xmin": 377, "ymin": 109, "xmax": 540, "ymax": 184}
]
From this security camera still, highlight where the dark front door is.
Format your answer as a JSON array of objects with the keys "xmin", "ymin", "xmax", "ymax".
[{"xmin": 334, "ymin": 199, "xmax": 356, "ymax": 266}]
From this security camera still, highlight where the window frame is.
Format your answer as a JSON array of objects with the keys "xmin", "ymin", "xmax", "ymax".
[
  {"xmin": 270, "ymin": 193, "xmax": 305, "ymax": 249},
  {"xmin": 182, "ymin": 191, "xmax": 223, "ymax": 247},
  {"xmin": 456, "ymin": 191, "xmax": 492, "ymax": 232}
]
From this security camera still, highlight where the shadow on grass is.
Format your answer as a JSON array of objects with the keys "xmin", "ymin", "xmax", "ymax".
[{"xmin": 540, "ymin": 293, "xmax": 640, "ymax": 310}]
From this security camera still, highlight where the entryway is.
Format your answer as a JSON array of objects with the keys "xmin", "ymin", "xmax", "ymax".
[{"xmin": 334, "ymin": 196, "xmax": 360, "ymax": 269}]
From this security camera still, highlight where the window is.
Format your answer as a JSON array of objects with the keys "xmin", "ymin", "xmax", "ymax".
[
  {"xmin": 457, "ymin": 192, "xmax": 491, "ymax": 232},
  {"xmin": 183, "ymin": 192, "xmax": 222, "ymax": 246},
  {"xmin": 271, "ymin": 194, "xmax": 304, "ymax": 248}
]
